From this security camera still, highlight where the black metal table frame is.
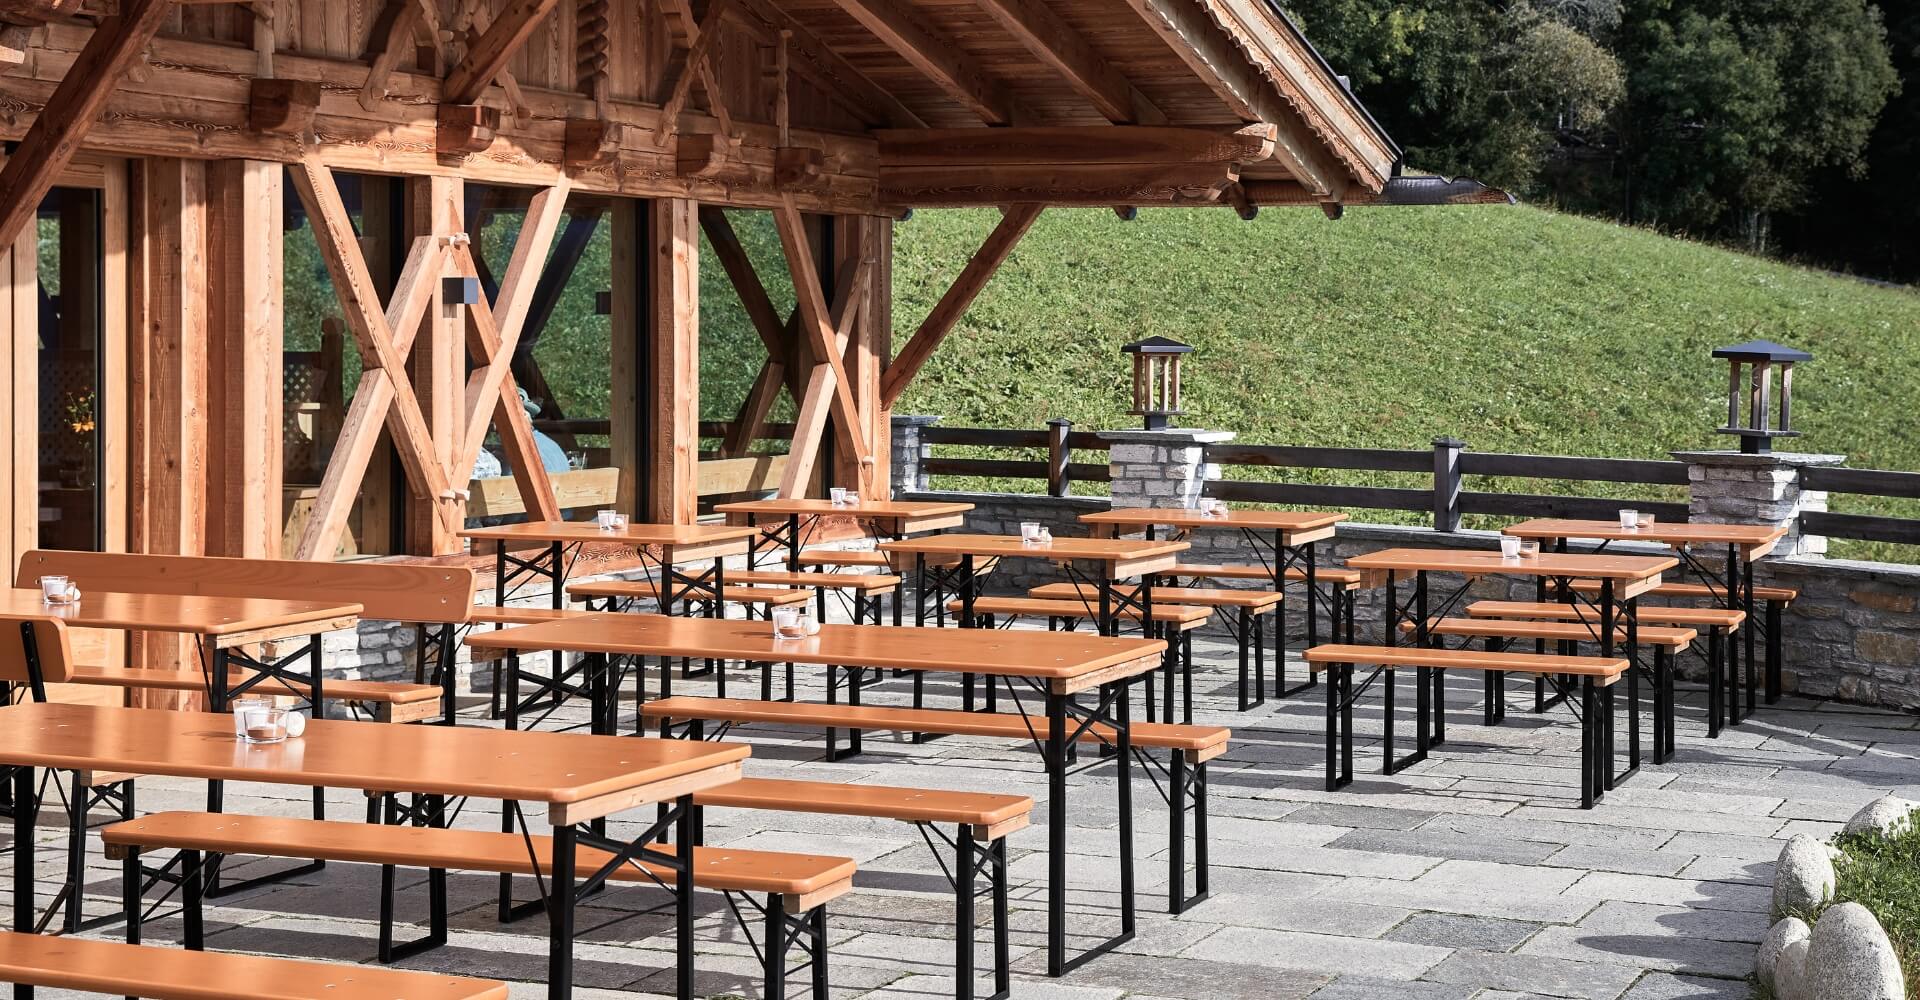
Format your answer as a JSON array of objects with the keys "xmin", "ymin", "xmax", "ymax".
[{"xmin": 1142, "ymin": 523, "xmax": 1349, "ymax": 704}]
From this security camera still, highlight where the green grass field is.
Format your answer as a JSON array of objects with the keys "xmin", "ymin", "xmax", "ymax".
[{"xmin": 874, "ymin": 204, "xmax": 1920, "ymax": 558}]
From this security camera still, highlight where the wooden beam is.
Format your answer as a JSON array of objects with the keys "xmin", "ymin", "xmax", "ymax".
[
  {"xmin": 405, "ymin": 175, "xmax": 463, "ymax": 556},
  {"xmin": 829, "ymin": 0, "xmax": 1022, "ymax": 125},
  {"xmin": 450, "ymin": 251, "xmax": 562, "ymax": 523},
  {"xmin": 205, "ymin": 160, "xmax": 282, "ymax": 560},
  {"xmin": 247, "ymin": 77, "xmax": 319, "ymax": 135},
  {"xmin": 880, "ymin": 204, "xmax": 1041, "ymax": 408},
  {"xmin": 877, "ymin": 125, "xmax": 1275, "ymax": 167},
  {"xmin": 698, "ymin": 207, "xmax": 788, "ymax": 362},
  {"xmin": 0, "ymin": 151, "xmax": 33, "ymax": 579},
  {"xmin": 609, "ymin": 199, "xmax": 641, "ymax": 517},
  {"xmin": 881, "ymin": 162, "xmax": 1236, "ymax": 207},
  {"xmin": 649, "ymin": 198, "xmax": 700, "ymax": 524},
  {"xmin": 729, "ymin": 0, "xmax": 924, "ymax": 129},
  {"xmin": 777, "ymin": 364, "xmax": 834, "ymax": 498},
  {"xmin": 773, "ymin": 198, "xmax": 870, "ymax": 479},
  {"xmin": 452, "ymin": 178, "xmax": 570, "ymax": 485},
  {"xmin": 653, "ymin": 0, "xmax": 734, "ymax": 148},
  {"xmin": 0, "ymin": 0, "xmax": 171, "ymax": 250},
  {"xmin": 833, "ymin": 215, "xmax": 883, "ymax": 497},
  {"xmin": 442, "ymin": 0, "xmax": 561, "ymax": 104},
  {"xmin": 973, "ymin": 0, "xmax": 1164, "ymax": 124},
  {"xmin": 721, "ymin": 359, "xmax": 785, "ymax": 458},
  {"xmin": 358, "ymin": 0, "xmax": 425, "ymax": 110}
]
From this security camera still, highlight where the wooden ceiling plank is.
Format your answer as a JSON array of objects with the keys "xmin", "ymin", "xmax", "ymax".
[
  {"xmin": 877, "ymin": 124, "xmax": 1274, "ymax": 167},
  {"xmin": 882, "ymin": 162, "xmax": 1236, "ymax": 206},
  {"xmin": 0, "ymin": 0, "xmax": 170, "ymax": 251},
  {"xmin": 973, "ymin": 0, "xmax": 1164, "ymax": 125},
  {"xmin": 880, "ymin": 203, "xmax": 1041, "ymax": 408},
  {"xmin": 729, "ymin": 0, "xmax": 924, "ymax": 129},
  {"xmin": 442, "ymin": 0, "xmax": 561, "ymax": 105},
  {"xmin": 829, "ymin": 0, "xmax": 1020, "ymax": 125}
]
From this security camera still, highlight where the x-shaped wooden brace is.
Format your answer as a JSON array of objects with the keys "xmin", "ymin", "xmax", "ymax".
[
  {"xmin": 289, "ymin": 157, "xmax": 459, "ymax": 559},
  {"xmin": 654, "ymin": 0, "xmax": 736, "ymax": 146},
  {"xmin": 446, "ymin": 178, "xmax": 570, "ymax": 521},
  {"xmin": 773, "ymin": 196, "xmax": 873, "ymax": 496}
]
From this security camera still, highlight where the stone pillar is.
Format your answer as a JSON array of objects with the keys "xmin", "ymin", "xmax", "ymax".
[
  {"xmin": 890, "ymin": 414, "xmax": 939, "ymax": 497},
  {"xmin": 1674, "ymin": 450, "xmax": 1846, "ymax": 558},
  {"xmin": 1100, "ymin": 428, "xmax": 1234, "ymax": 510}
]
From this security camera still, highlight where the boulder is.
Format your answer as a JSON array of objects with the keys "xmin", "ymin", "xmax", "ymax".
[
  {"xmin": 1843, "ymin": 795, "xmax": 1917, "ymax": 838},
  {"xmin": 1805, "ymin": 902, "xmax": 1904, "ymax": 1000},
  {"xmin": 1757, "ymin": 916, "xmax": 1811, "ymax": 990},
  {"xmin": 1775, "ymin": 938, "xmax": 1812, "ymax": 1000},
  {"xmin": 1773, "ymin": 834, "xmax": 1837, "ymax": 920}
]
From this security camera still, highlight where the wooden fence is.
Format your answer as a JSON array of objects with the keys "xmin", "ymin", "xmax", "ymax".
[
  {"xmin": 1798, "ymin": 467, "xmax": 1920, "ymax": 545},
  {"xmin": 921, "ymin": 420, "xmax": 1112, "ymax": 496}
]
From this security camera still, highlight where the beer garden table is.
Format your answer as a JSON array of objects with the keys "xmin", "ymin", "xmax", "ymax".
[
  {"xmin": 712, "ymin": 498, "xmax": 973, "ymax": 569},
  {"xmin": 1080, "ymin": 508, "xmax": 1349, "ymax": 690},
  {"xmin": 1503, "ymin": 518, "xmax": 1788, "ymax": 716},
  {"xmin": 463, "ymin": 611, "xmax": 1167, "ymax": 976},
  {"xmin": 1342, "ymin": 548, "xmax": 1676, "ymax": 772},
  {"xmin": 0, "ymin": 702, "xmax": 748, "ymax": 1000}
]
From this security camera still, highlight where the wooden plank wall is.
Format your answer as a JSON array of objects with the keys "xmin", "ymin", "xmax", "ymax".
[
  {"xmin": 0, "ymin": 152, "xmax": 32, "ymax": 579},
  {"xmin": 205, "ymin": 160, "xmax": 284, "ymax": 560}
]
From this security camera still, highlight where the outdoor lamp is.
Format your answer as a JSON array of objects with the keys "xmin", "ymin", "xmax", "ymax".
[
  {"xmin": 1712, "ymin": 340, "xmax": 1811, "ymax": 454},
  {"xmin": 1123, "ymin": 336, "xmax": 1192, "ymax": 430}
]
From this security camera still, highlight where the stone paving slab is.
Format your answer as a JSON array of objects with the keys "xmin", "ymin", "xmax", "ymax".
[{"xmin": 7, "ymin": 627, "xmax": 1916, "ymax": 1000}]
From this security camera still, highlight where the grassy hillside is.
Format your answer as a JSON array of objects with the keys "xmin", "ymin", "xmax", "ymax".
[{"xmin": 874, "ymin": 204, "xmax": 1920, "ymax": 558}]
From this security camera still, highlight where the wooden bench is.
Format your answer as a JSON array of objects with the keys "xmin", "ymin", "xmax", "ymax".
[
  {"xmin": 640, "ymin": 695, "xmax": 1225, "ymax": 912},
  {"xmin": 1305, "ymin": 643, "xmax": 1630, "ymax": 808},
  {"xmin": 0, "ymin": 930, "xmax": 509, "ymax": 1000},
  {"xmin": 732, "ymin": 570, "xmax": 905, "ymax": 626},
  {"xmin": 14, "ymin": 549, "xmax": 477, "ymax": 725},
  {"xmin": 570, "ymin": 578, "xmax": 814, "ymax": 612},
  {"xmin": 951, "ymin": 596, "xmax": 1211, "ymax": 724},
  {"xmin": 1031, "ymin": 582, "xmax": 1282, "ymax": 712},
  {"xmin": 104, "ymin": 811, "xmax": 850, "ymax": 997},
  {"xmin": 1560, "ymin": 577, "xmax": 1796, "ymax": 717},
  {"xmin": 1467, "ymin": 598, "xmax": 1747, "ymax": 739},
  {"xmin": 1399, "ymin": 617, "xmax": 1692, "ymax": 752},
  {"xmin": 693, "ymin": 776, "xmax": 1030, "ymax": 1000}
]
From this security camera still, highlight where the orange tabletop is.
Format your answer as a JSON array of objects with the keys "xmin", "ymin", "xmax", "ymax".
[
  {"xmin": 715, "ymin": 498, "xmax": 972, "ymax": 532},
  {"xmin": 0, "ymin": 702, "xmax": 748, "ymax": 823},
  {"xmin": 878, "ymin": 533, "xmax": 1189, "ymax": 579},
  {"xmin": 465, "ymin": 612, "xmax": 1167, "ymax": 695},
  {"xmin": 1081, "ymin": 508, "xmax": 1345, "ymax": 543},
  {"xmin": 1502, "ymin": 518, "xmax": 1787, "ymax": 562},
  {"xmin": 1347, "ymin": 548, "xmax": 1677, "ymax": 593},
  {"xmin": 0, "ymin": 589, "xmax": 360, "ymax": 648},
  {"xmin": 459, "ymin": 520, "xmax": 757, "ymax": 562}
]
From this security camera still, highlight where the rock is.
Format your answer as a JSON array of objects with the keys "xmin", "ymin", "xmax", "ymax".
[
  {"xmin": 1773, "ymin": 834, "xmax": 1837, "ymax": 919},
  {"xmin": 1843, "ymin": 795, "xmax": 1917, "ymax": 838},
  {"xmin": 1805, "ymin": 902, "xmax": 1904, "ymax": 1000},
  {"xmin": 1758, "ymin": 917, "xmax": 1811, "ymax": 990},
  {"xmin": 1775, "ymin": 938, "xmax": 1812, "ymax": 1000}
]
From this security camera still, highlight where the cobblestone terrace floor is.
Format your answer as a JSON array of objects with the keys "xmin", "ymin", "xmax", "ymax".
[{"xmin": 8, "ymin": 631, "xmax": 1919, "ymax": 1000}]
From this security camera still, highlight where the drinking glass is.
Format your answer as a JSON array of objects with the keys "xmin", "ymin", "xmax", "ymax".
[
  {"xmin": 239, "ymin": 704, "xmax": 289, "ymax": 744},
  {"xmin": 38, "ymin": 575, "xmax": 79, "ymax": 604},
  {"xmin": 1499, "ymin": 536, "xmax": 1522, "ymax": 559},
  {"xmin": 1020, "ymin": 521, "xmax": 1043, "ymax": 543},
  {"xmin": 773, "ymin": 606, "xmax": 804, "ymax": 640},
  {"xmin": 1519, "ymin": 540, "xmax": 1541, "ymax": 559},
  {"xmin": 1619, "ymin": 509, "xmax": 1640, "ymax": 530}
]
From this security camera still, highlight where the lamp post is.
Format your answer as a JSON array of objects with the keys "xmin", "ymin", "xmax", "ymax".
[
  {"xmin": 1712, "ymin": 340, "xmax": 1811, "ymax": 454},
  {"xmin": 1123, "ymin": 336, "xmax": 1191, "ymax": 430}
]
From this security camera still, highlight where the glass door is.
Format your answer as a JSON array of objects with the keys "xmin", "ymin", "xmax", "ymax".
[{"xmin": 34, "ymin": 186, "xmax": 105, "ymax": 552}]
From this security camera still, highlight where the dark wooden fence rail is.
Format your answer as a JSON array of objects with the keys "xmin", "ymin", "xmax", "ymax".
[
  {"xmin": 1209, "ymin": 438, "xmax": 1691, "ymax": 530},
  {"xmin": 1799, "ymin": 467, "xmax": 1920, "ymax": 545},
  {"xmin": 922, "ymin": 420, "xmax": 1112, "ymax": 496}
]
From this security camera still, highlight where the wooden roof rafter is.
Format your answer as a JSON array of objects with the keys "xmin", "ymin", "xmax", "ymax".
[
  {"xmin": 442, "ymin": 0, "xmax": 560, "ymax": 105},
  {"xmin": 728, "ymin": 0, "xmax": 924, "ymax": 129},
  {"xmin": 972, "ymin": 0, "xmax": 1166, "ymax": 126},
  {"xmin": 828, "ymin": 0, "xmax": 1032, "ymax": 125}
]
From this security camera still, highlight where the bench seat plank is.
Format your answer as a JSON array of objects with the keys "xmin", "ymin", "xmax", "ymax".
[
  {"xmin": 796, "ymin": 551, "xmax": 889, "ymax": 569},
  {"xmin": 694, "ymin": 776, "xmax": 1031, "ymax": 835},
  {"xmin": 949, "ymin": 596, "xmax": 1213, "ymax": 628},
  {"xmin": 67, "ymin": 664, "xmax": 440, "ymax": 704},
  {"xmin": 640, "ymin": 695, "xmax": 1229, "ymax": 758},
  {"xmin": 571, "ymin": 580, "xmax": 813, "ymax": 607},
  {"xmin": 0, "ymin": 930, "xmax": 507, "ymax": 1000},
  {"xmin": 1467, "ymin": 600, "xmax": 1747, "ymax": 629},
  {"xmin": 1170, "ymin": 562, "xmax": 1374, "ymax": 588},
  {"xmin": 1028, "ymin": 582, "xmax": 1280, "ymax": 611},
  {"xmin": 1399, "ymin": 618, "xmax": 1697, "ymax": 650},
  {"xmin": 1562, "ymin": 579, "xmax": 1797, "ymax": 604},
  {"xmin": 731, "ymin": 570, "xmax": 902, "ymax": 592},
  {"xmin": 467, "ymin": 605, "xmax": 599, "ymax": 626},
  {"xmin": 1304, "ymin": 643, "xmax": 1627, "ymax": 679},
  {"xmin": 103, "ymin": 811, "xmax": 855, "ymax": 898}
]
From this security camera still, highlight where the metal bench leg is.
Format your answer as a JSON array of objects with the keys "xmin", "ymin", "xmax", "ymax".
[
  {"xmin": 1181, "ymin": 631, "xmax": 1194, "ymax": 725},
  {"xmin": 1766, "ymin": 600, "xmax": 1784, "ymax": 704},
  {"xmin": 182, "ymin": 849, "xmax": 205, "ymax": 950},
  {"xmin": 1706, "ymin": 628, "xmax": 1723, "ymax": 738},
  {"xmin": 1236, "ymin": 610, "xmax": 1253, "ymax": 711},
  {"xmin": 1167, "ymin": 752, "xmax": 1209, "ymax": 914},
  {"xmin": 1580, "ymin": 678, "xmax": 1597, "ymax": 809},
  {"xmin": 766, "ymin": 896, "xmax": 788, "ymax": 1000},
  {"xmin": 956, "ymin": 828, "xmax": 977, "ymax": 1000},
  {"xmin": 121, "ymin": 846, "xmax": 141, "ymax": 945}
]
